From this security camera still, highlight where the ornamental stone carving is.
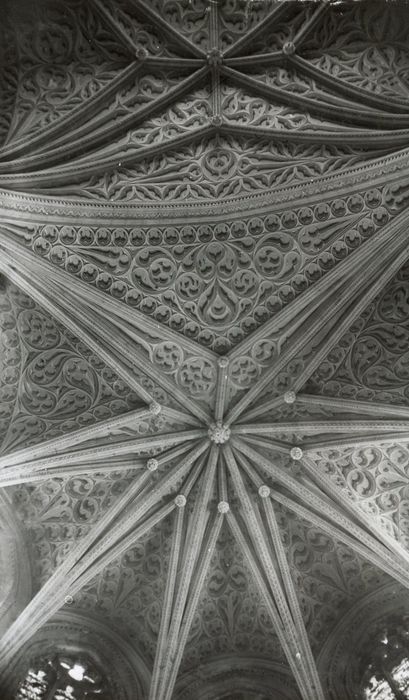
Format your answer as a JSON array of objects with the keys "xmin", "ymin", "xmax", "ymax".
[
  {"xmin": 6, "ymin": 610, "xmax": 149, "ymax": 700},
  {"xmin": 1, "ymin": 2, "xmax": 409, "ymax": 700},
  {"xmin": 5, "ymin": 177, "xmax": 409, "ymax": 354}
]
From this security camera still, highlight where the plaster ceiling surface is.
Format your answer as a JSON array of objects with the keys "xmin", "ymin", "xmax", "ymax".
[{"xmin": 1, "ymin": 1, "xmax": 409, "ymax": 699}]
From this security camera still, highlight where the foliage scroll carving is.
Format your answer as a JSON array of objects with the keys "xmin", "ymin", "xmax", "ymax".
[{"xmin": 6, "ymin": 178, "xmax": 408, "ymax": 354}]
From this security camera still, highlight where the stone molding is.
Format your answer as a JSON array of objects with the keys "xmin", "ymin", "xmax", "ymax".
[
  {"xmin": 0, "ymin": 146, "xmax": 408, "ymax": 223},
  {"xmin": 5, "ymin": 609, "xmax": 150, "ymax": 700},
  {"xmin": 0, "ymin": 493, "xmax": 31, "ymax": 637},
  {"xmin": 317, "ymin": 582, "xmax": 409, "ymax": 699},
  {"xmin": 175, "ymin": 656, "xmax": 301, "ymax": 700}
]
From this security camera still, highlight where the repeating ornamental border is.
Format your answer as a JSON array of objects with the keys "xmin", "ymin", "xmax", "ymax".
[{"xmin": 0, "ymin": 146, "xmax": 408, "ymax": 224}]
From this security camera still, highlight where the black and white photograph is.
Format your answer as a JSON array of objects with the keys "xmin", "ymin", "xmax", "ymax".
[{"xmin": 0, "ymin": 0, "xmax": 409, "ymax": 698}]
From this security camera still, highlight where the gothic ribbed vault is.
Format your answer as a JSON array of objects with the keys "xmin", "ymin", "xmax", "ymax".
[{"xmin": 1, "ymin": 1, "xmax": 409, "ymax": 698}]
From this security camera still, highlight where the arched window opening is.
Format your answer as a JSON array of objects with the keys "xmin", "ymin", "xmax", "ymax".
[
  {"xmin": 218, "ymin": 695, "xmax": 271, "ymax": 700},
  {"xmin": 361, "ymin": 617, "xmax": 409, "ymax": 699},
  {"xmin": 15, "ymin": 653, "xmax": 111, "ymax": 700}
]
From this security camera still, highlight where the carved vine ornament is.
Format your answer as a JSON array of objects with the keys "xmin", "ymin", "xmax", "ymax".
[{"xmin": 1, "ymin": 1, "xmax": 409, "ymax": 699}]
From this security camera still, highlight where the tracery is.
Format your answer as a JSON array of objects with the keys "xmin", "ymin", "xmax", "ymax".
[
  {"xmin": 16, "ymin": 654, "xmax": 110, "ymax": 700},
  {"xmin": 361, "ymin": 619, "xmax": 409, "ymax": 700},
  {"xmin": 1, "ymin": 1, "xmax": 409, "ymax": 699}
]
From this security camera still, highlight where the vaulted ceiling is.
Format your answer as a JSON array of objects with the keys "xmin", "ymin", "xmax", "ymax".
[{"xmin": 1, "ymin": 1, "xmax": 409, "ymax": 699}]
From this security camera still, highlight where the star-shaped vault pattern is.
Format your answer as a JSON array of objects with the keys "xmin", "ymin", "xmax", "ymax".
[{"xmin": 1, "ymin": 1, "xmax": 409, "ymax": 699}]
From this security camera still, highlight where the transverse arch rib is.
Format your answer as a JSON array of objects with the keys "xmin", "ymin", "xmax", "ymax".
[{"xmin": 0, "ymin": 440, "xmax": 208, "ymax": 673}]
